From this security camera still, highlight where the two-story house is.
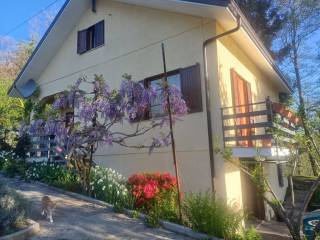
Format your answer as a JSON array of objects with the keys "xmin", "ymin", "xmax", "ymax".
[{"xmin": 9, "ymin": 0, "xmax": 297, "ymax": 220}]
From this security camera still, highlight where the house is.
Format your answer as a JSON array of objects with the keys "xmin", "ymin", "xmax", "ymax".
[{"xmin": 9, "ymin": 0, "xmax": 296, "ymax": 221}]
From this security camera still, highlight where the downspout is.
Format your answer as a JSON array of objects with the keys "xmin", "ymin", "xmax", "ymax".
[{"xmin": 202, "ymin": 15, "xmax": 241, "ymax": 191}]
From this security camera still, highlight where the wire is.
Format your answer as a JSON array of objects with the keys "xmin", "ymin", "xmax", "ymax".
[{"xmin": 4, "ymin": 0, "xmax": 63, "ymax": 36}]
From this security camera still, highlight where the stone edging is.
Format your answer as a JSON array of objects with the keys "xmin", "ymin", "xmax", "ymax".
[
  {"xmin": 0, "ymin": 219, "xmax": 40, "ymax": 240},
  {"xmin": 31, "ymin": 180, "xmax": 221, "ymax": 240}
]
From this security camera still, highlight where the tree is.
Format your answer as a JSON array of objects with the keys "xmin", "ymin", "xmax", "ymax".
[
  {"xmin": 0, "ymin": 40, "xmax": 36, "ymax": 140},
  {"xmin": 0, "ymin": 78, "xmax": 24, "ymax": 130},
  {"xmin": 275, "ymin": 0, "xmax": 320, "ymax": 176},
  {"xmin": 26, "ymin": 74, "xmax": 187, "ymax": 192},
  {"xmin": 235, "ymin": 0, "xmax": 287, "ymax": 59},
  {"xmin": 0, "ymin": 40, "xmax": 35, "ymax": 80}
]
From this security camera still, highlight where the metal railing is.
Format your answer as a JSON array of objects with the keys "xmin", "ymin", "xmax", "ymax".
[
  {"xmin": 221, "ymin": 97, "xmax": 298, "ymax": 147},
  {"xmin": 28, "ymin": 135, "xmax": 66, "ymax": 164}
]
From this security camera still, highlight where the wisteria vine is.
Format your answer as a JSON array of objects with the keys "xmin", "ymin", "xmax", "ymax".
[{"xmin": 26, "ymin": 74, "xmax": 188, "ymax": 157}]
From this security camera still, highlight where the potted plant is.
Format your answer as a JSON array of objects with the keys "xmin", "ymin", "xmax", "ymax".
[
  {"xmin": 272, "ymin": 102, "xmax": 286, "ymax": 115},
  {"xmin": 290, "ymin": 115, "xmax": 301, "ymax": 126},
  {"xmin": 284, "ymin": 109, "xmax": 294, "ymax": 119}
]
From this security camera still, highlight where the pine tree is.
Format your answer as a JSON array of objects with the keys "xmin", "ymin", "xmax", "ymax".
[{"xmin": 235, "ymin": 0, "xmax": 286, "ymax": 59}]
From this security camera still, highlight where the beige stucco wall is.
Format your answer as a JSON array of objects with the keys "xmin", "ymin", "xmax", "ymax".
[
  {"xmin": 213, "ymin": 22, "xmax": 288, "ymax": 213},
  {"xmin": 35, "ymin": 0, "xmax": 287, "ymax": 214},
  {"xmin": 37, "ymin": 0, "xmax": 217, "ymax": 193}
]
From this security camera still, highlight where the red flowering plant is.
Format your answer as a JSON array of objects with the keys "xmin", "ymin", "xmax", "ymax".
[{"xmin": 128, "ymin": 172, "xmax": 179, "ymax": 224}]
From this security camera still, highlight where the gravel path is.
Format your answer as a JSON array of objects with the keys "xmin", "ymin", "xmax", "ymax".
[{"xmin": 1, "ymin": 176, "xmax": 191, "ymax": 240}]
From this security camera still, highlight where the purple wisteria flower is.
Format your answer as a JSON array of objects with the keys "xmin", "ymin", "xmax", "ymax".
[{"xmin": 25, "ymin": 74, "xmax": 187, "ymax": 156}]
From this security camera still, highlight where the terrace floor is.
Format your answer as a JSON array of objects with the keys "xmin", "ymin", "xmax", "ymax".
[{"xmin": 0, "ymin": 175, "xmax": 191, "ymax": 240}]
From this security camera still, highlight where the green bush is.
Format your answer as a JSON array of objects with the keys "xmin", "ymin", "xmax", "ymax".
[
  {"xmin": 24, "ymin": 162, "xmax": 81, "ymax": 192},
  {"xmin": 0, "ymin": 151, "xmax": 27, "ymax": 178},
  {"xmin": 183, "ymin": 192, "xmax": 243, "ymax": 240},
  {"xmin": 51, "ymin": 167, "xmax": 82, "ymax": 193},
  {"xmin": 0, "ymin": 183, "xmax": 29, "ymax": 236},
  {"xmin": 14, "ymin": 134, "xmax": 31, "ymax": 160},
  {"xmin": 240, "ymin": 227, "xmax": 262, "ymax": 240}
]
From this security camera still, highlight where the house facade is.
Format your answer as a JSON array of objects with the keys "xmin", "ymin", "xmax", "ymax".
[{"xmin": 9, "ymin": 0, "xmax": 295, "ymax": 220}]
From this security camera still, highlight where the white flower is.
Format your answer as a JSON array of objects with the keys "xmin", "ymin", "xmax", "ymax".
[{"xmin": 102, "ymin": 186, "xmax": 106, "ymax": 191}]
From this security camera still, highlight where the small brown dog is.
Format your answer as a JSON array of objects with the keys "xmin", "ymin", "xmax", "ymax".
[{"xmin": 41, "ymin": 196, "xmax": 57, "ymax": 223}]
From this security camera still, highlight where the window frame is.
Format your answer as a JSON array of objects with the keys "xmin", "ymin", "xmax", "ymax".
[
  {"xmin": 77, "ymin": 20, "xmax": 105, "ymax": 55},
  {"xmin": 131, "ymin": 63, "xmax": 203, "ymax": 122},
  {"xmin": 145, "ymin": 69, "xmax": 181, "ymax": 119}
]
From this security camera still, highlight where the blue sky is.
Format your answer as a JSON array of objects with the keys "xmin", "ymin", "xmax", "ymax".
[{"xmin": 0, "ymin": 0, "xmax": 65, "ymax": 42}]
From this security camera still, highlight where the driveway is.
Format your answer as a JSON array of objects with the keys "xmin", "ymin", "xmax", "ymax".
[{"xmin": 1, "ymin": 176, "xmax": 192, "ymax": 240}]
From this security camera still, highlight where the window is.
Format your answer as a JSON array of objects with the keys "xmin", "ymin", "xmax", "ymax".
[
  {"xmin": 148, "ymin": 71, "xmax": 181, "ymax": 118},
  {"xmin": 77, "ymin": 20, "xmax": 105, "ymax": 54},
  {"xmin": 136, "ymin": 63, "xmax": 202, "ymax": 120}
]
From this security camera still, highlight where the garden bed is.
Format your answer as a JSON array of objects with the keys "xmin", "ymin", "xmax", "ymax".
[
  {"xmin": 13, "ymin": 177, "xmax": 221, "ymax": 240},
  {"xmin": 0, "ymin": 181, "xmax": 38, "ymax": 240},
  {"xmin": 0, "ymin": 153, "xmax": 261, "ymax": 240},
  {"xmin": 0, "ymin": 219, "xmax": 40, "ymax": 240}
]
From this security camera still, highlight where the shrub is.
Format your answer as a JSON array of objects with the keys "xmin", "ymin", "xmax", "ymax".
[
  {"xmin": 183, "ymin": 192, "xmax": 243, "ymax": 240},
  {"xmin": 0, "ymin": 151, "xmax": 26, "ymax": 177},
  {"xmin": 24, "ymin": 162, "xmax": 81, "ymax": 192},
  {"xmin": 128, "ymin": 172, "xmax": 179, "ymax": 226},
  {"xmin": 0, "ymin": 183, "xmax": 29, "ymax": 236},
  {"xmin": 14, "ymin": 134, "xmax": 31, "ymax": 160},
  {"xmin": 90, "ymin": 166, "xmax": 132, "ymax": 211},
  {"xmin": 240, "ymin": 227, "xmax": 262, "ymax": 240}
]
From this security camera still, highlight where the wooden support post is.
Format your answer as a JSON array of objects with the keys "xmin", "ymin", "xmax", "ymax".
[{"xmin": 161, "ymin": 43, "xmax": 183, "ymax": 221}]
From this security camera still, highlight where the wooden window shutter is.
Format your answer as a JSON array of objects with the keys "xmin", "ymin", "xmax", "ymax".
[
  {"xmin": 94, "ymin": 21, "xmax": 105, "ymax": 47},
  {"xmin": 231, "ymin": 69, "xmax": 240, "ymax": 110},
  {"xmin": 180, "ymin": 63, "xmax": 202, "ymax": 113},
  {"xmin": 77, "ymin": 29, "xmax": 87, "ymax": 54},
  {"xmin": 277, "ymin": 164, "xmax": 284, "ymax": 187}
]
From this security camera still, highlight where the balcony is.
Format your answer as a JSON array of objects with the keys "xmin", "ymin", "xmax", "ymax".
[
  {"xmin": 28, "ymin": 135, "xmax": 66, "ymax": 164},
  {"xmin": 221, "ymin": 97, "xmax": 299, "ymax": 161}
]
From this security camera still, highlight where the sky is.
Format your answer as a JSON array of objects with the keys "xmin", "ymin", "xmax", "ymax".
[{"xmin": 0, "ymin": 0, "xmax": 65, "ymax": 49}]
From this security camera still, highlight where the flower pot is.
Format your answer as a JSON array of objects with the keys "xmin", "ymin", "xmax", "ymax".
[
  {"xmin": 272, "ymin": 103, "xmax": 289, "ymax": 117},
  {"xmin": 284, "ymin": 109, "xmax": 293, "ymax": 119},
  {"xmin": 291, "ymin": 115, "xmax": 301, "ymax": 126},
  {"xmin": 272, "ymin": 103, "xmax": 283, "ymax": 113}
]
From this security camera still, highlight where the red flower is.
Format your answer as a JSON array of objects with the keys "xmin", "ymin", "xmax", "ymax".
[
  {"xmin": 128, "ymin": 172, "xmax": 178, "ymax": 210},
  {"xmin": 143, "ymin": 183, "xmax": 158, "ymax": 199}
]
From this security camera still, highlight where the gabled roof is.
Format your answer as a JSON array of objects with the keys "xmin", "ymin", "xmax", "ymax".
[{"xmin": 8, "ymin": 0, "xmax": 291, "ymax": 97}]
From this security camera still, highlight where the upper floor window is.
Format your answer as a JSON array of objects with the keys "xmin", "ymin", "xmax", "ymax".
[{"xmin": 77, "ymin": 20, "xmax": 105, "ymax": 54}]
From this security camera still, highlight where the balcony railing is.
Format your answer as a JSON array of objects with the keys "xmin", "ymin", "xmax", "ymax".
[
  {"xmin": 28, "ymin": 135, "xmax": 66, "ymax": 164},
  {"xmin": 221, "ymin": 97, "xmax": 299, "ymax": 148}
]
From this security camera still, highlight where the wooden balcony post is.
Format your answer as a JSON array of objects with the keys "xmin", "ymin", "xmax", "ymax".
[
  {"xmin": 265, "ymin": 96, "xmax": 273, "ymax": 123},
  {"xmin": 221, "ymin": 107, "xmax": 226, "ymax": 148}
]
